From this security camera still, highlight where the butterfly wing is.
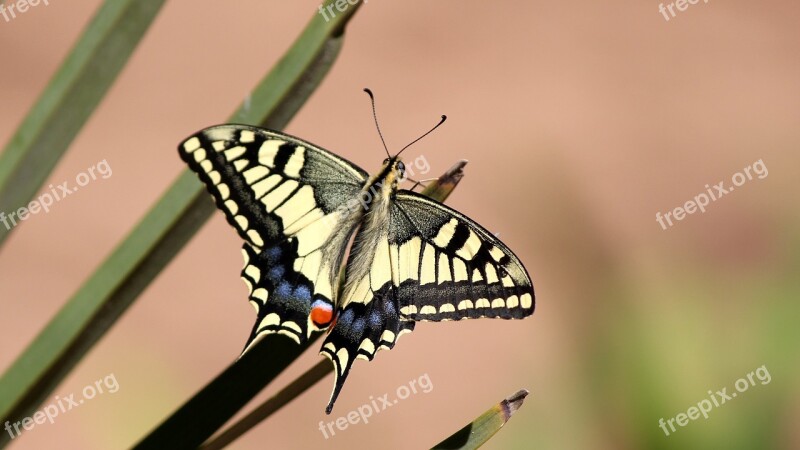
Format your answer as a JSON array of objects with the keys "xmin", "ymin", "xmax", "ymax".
[
  {"xmin": 389, "ymin": 191, "xmax": 534, "ymax": 320},
  {"xmin": 179, "ymin": 124, "xmax": 368, "ymax": 349},
  {"xmin": 320, "ymin": 190, "xmax": 534, "ymax": 413}
]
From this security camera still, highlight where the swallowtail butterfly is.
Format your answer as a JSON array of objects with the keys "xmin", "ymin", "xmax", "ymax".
[{"xmin": 179, "ymin": 92, "xmax": 535, "ymax": 413}]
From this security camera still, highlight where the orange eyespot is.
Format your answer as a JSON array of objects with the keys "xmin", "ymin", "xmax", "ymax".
[{"xmin": 310, "ymin": 304, "xmax": 334, "ymax": 328}]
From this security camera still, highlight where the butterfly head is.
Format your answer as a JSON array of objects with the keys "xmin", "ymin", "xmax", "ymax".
[
  {"xmin": 382, "ymin": 157, "xmax": 406, "ymax": 179},
  {"xmin": 373, "ymin": 156, "xmax": 406, "ymax": 194}
]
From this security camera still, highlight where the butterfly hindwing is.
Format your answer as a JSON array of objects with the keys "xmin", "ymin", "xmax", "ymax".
[
  {"xmin": 319, "ymin": 286, "xmax": 416, "ymax": 413},
  {"xmin": 388, "ymin": 191, "xmax": 535, "ymax": 321},
  {"xmin": 319, "ymin": 225, "xmax": 416, "ymax": 413},
  {"xmin": 179, "ymin": 124, "xmax": 368, "ymax": 347}
]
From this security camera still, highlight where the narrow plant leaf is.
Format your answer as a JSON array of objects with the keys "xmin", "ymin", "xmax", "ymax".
[
  {"xmin": 419, "ymin": 159, "xmax": 468, "ymax": 203},
  {"xmin": 0, "ymin": 0, "xmax": 167, "ymax": 248},
  {"xmin": 431, "ymin": 389, "xmax": 530, "ymax": 450},
  {"xmin": 199, "ymin": 359, "xmax": 333, "ymax": 450},
  {"xmin": 180, "ymin": 160, "xmax": 469, "ymax": 448},
  {"xmin": 132, "ymin": 335, "xmax": 320, "ymax": 449},
  {"xmin": 0, "ymin": 1, "xmax": 363, "ymax": 440}
]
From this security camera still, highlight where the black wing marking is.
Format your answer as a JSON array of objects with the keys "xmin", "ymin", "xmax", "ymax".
[
  {"xmin": 388, "ymin": 191, "xmax": 535, "ymax": 321},
  {"xmin": 179, "ymin": 124, "xmax": 368, "ymax": 347}
]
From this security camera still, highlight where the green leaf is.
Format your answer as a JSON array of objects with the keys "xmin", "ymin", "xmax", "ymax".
[
  {"xmin": 0, "ymin": 0, "xmax": 167, "ymax": 248},
  {"xmin": 199, "ymin": 359, "xmax": 333, "ymax": 450},
  {"xmin": 431, "ymin": 389, "xmax": 530, "ymax": 450},
  {"xmin": 133, "ymin": 335, "xmax": 322, "ymax": 449},
  {"xmin": 0, "ymin": 1, "xmax": 363, "ymax": 441}
]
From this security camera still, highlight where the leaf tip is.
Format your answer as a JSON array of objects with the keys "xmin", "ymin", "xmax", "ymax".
[{"xmin": 500, "ymin": 389, "xmax": 529, "ymax": 420}]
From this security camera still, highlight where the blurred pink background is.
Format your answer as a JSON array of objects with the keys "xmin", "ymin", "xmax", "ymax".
[{"xmin": 1, "ymin": 1, "xmax": 799, "ymax": 449}]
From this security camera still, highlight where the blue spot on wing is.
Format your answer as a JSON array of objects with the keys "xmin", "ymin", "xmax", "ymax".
[
  {"xmin": 368, "ymin": 309, "xmax": 383, "ymax": 327},
  {"xmin": 269, "ymin": 266, "xmax": 285, "ymax": 280},
  {"xmin": 295, "ymin": 285, "xmax": 311, "ymax": 301},
  {"xmin": 337, "ymin": 309, "xmax": 355, "ymax": 327},
  {"xmin": 383, "ymin": 297, "xmax": 396, "ymax": 315},
  {"xmin": 276, "ymin": 281, "xmax": 292, "ymax": 298},
  {"xmin": 266, "ymin": 246, "xmax": 282, "ymax": 264},
  {"xmin": 351, "ymin": 317, "xmax": 366, "ymax": 336}
]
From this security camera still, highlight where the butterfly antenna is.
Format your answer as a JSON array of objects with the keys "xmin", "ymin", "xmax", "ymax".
[
  {"xmin": 364, "ymin": 88, "xmax": 391, "ymax": 158},
  {"xmin": 396, "ymin": 114, "xmax": 447, "ymax": 157}
]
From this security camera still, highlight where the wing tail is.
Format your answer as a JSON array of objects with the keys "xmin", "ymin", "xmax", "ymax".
[{"xmin": 319, "ymin": 283, "xmax": 414, "ymax": 414}]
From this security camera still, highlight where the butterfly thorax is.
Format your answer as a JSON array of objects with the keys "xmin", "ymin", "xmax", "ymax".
[
  {"xmin": 338, "ymin": 158, "xmax": 403, "ymax": 305},
  {"xmin": 365, "ymin": 157, "xmax": 404, "ymax": 197}
]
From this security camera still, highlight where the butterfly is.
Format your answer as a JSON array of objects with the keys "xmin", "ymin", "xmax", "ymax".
[{"xmin": 178, "ymin": 92, "xmax": 535, "ymax": 413}]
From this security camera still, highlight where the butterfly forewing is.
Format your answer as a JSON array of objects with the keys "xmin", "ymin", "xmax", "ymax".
[
  {"xmin": 179, "ymin": 124, "xmax": 368, "ymax": 245},
  {"xmin": 388, "ymin": 191, "xmax": 534, "ymax": 321}
]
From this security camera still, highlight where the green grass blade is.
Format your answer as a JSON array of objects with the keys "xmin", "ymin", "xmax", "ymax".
[
  {"xmin": 199, "ymin": 359, "xmax": 333, "ymax": 450},
  {"xmin": 0, "ymin": 0, "xmax": 167, "ymax": 248},
  {"xmin": 133, "ymin": 335, "xmax": 322, "ymax": 449},
  {"xmin": 431, "ymin": 389, "xmax": 530, "ymax": 450},
  {"xmin": 0, "ymin": 1, "xmax": 362, "ymax": 442}
]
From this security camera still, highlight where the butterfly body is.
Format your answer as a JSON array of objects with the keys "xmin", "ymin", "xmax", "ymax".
[
  {"xmin": 179, "ymin": 124, "xmax": 535, "ymax": 413},
  {"xmin": 340, "ymin": 157, "xmax": 403, "ymax": 298}
]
